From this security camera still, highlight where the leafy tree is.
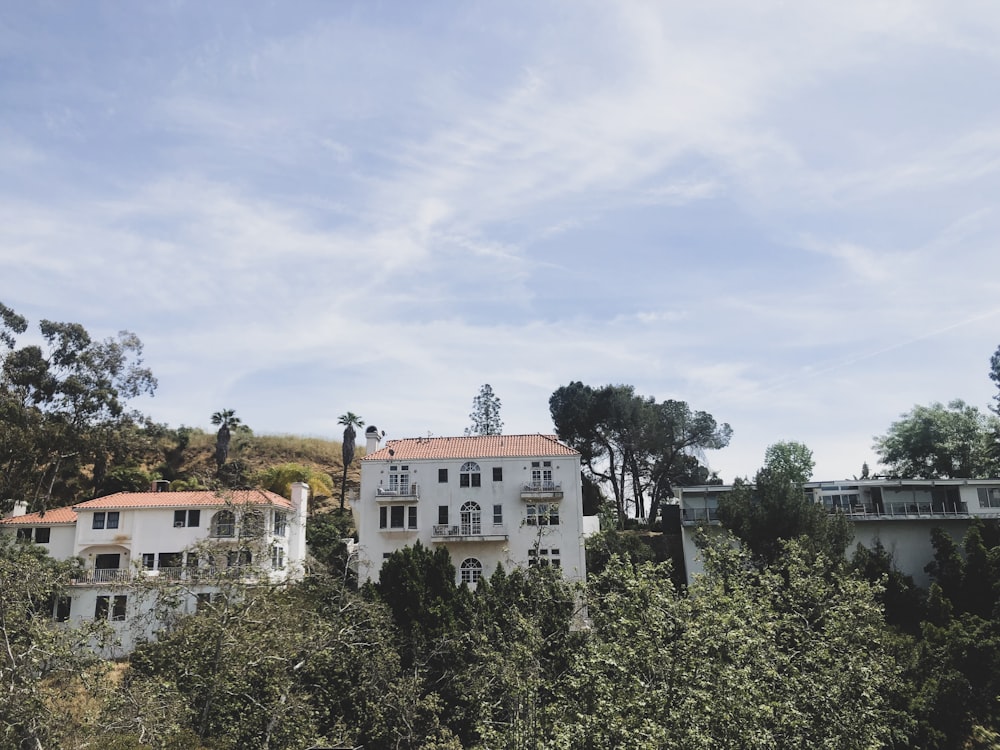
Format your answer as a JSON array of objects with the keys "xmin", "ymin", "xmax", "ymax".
[
  {"xmin": 337, "ymin": 412, "xmax": 363, "ymax": 511},
  {"xmin": 0, "ymin": 303, "xmax": 157, "ymax": 508},
  {"xmin": 464, "ymin": 383, "xmax": 503, "ymax": 436},
  {"xmin": 991, "ymin": 344, "xmax": 1000, "ymax": 415},
  {"xmin": 306, "ymin": 510, "xmax": 355, "ymax": 584},
  {"xmin": 762, "ymin": 440, "xmax": 815, "ymax": 484},
  {"xmin": 717, "ymin": 451, "xmax": 851, "ymax": 566},
  {"xmin": 553, "ymin": 539, "xmax": 907, "ymax": 748},
  {"xmin": 874, "ymin": 400, "xmax": 1000, "ymax": 478},
  {"xmin": 549, "ymin": 381, "xmax": 730, "ymax": 525},
  {"xmin": 256, "ymin": 462, "xmax": 333, "ymax": 500},
  {"xmin": 0, "ymin": 537, "xmax": 108, "ymax": 749}
]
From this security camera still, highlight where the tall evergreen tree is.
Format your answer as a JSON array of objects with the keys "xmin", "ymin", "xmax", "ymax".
[{"xmin": 465, "ymin": 384, "xmax": 503, "ymax": 436}]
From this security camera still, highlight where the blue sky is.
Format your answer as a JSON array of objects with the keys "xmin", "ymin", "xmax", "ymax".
[{"xmin": 3, "ymin": 1, "xmax": 1000, "ymax": 482}]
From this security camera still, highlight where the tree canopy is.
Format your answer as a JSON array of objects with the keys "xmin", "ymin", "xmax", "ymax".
[
  {"xmin": 549, "ymin": 381, "xmax": 731, "ymax": 523},
  {"xmin": 464, "ymin": 384, "xmax": 503, "ymax": 436},
  {"xmin": 874, "ymin": 400, "xmax": 1000, "ymax": 479}
]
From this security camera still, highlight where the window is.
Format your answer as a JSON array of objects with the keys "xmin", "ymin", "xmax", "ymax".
[
  {"xmin": 530, "ymin": 461, "xmax": 553, "ymax": 490},
  {"xmin": 54, "ymin": 596, "xmax": 71, "ymax": 622},
  {"xmin": 211, "ymin": 511, "xmax": 236, "ymax": 537},
  {"xmin": 196, "ymin": 592, "xmax": 213, "ymax": 611},
  {"xmin": 242, "ymin": 510, "xmax": 264, "ymax": 537},
  {"xmin": 493, "ymin": 467, "xmax": 503, "ymax": 482},
  {"xmin": 979, "ymin": 488, "xmax": 1000, "ymax": 509},
  {"xmin": 271, "ymin": 546, "xmax": 285, "ymax": 570},
  {"xmin": 493, "ymin": 504, "xmax": 503, "ymax": 525},
  {"xmin": 158, "ymin": 552, "xmax": 182, "ymax": 571},
  {"xmin": 461, "ymin": 501, "xmax": 482, "ymax": 535},
  {"xmin": 380, "ymin": 505, "xmax": 417, "ymax": 530},
  {"xmin": 388, "ymin": 465, "xmax": 410, "ymax": 494},
  {"xmin": 273, "ymin": 511, "xmax": 287, "ymax": 536},
  {"xmin": 34, "ymin": 527, "xmax": 50, "ymax": 544},
  {"xmin": 16, "ymin": 528, "xmax": 31, "ymax": 541},
  {"xmin": 438, "ymin": 468, "xmax": 449, "ymax": 483},
  {"xmin": 528, "ymin": 548, "xmax": 561, "ymax": 569},
  {"xmin": 106, "ymin": 512, "xmax": 120, "ymax": 530},
  {"xmin": 460, "ymin": 558, "xmax": 483, "ymax": 584},
  {"xmin": 174, "ymin": 509, "xmax": 201, "ymax": 527},
  {"xmin": 95, "ymin": 595, "xmax": 127, "ymax": 621},
  {"xmin": 460, "ymin": 462, "xmax": 481, "ymax": 488},
  {"xmin": 526, "ymin": 503, "xmax": 560, "ymax": 526},
  {"xmin": 141, "ymin": 553, "xmax": 155, "ymax": 570},
  {"xmin": 92, "ymin": 512, "xmax": 106, "ymax": 530},
  {"xmin": 438, "ymin": 505, "xmax": 449, "ymax": 525},
  {"xmin": 227, "ymin": 550, "xmax": 252, "ymax": 568}
]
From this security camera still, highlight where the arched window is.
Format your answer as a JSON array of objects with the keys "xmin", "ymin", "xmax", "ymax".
[
  {"xmin": 460, "ymin": 462, "xmax": 481, "ymax": 488},
  {"xmin": 241, "ymin": 510, "xmax": 264, "ymax": 537},
  {"xmin": 211, "ymin": 510, "xmax": 235, "ymax": 538},
  {"xmin": 460, "ymin": 557, "xmax": 483, "ymax": 585},
  {"xmin": 460, "ymin": 501, "xmax": 481, "ymax": 535}
]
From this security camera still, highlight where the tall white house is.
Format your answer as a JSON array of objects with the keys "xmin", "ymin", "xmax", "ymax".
[
  {"xmin": 356, "ymin": 429, "xmax": 586, "ymax": 586},
  {"xmin": 678, "ymin": 478, "xmax": 1000, "ymax": 586},
  {"xmin": 1, "ymin": 483, "xmax": 309, "ymax": 654}
]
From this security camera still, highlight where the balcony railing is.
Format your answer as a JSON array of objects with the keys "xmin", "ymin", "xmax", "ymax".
[
  {"xmin": 376, "ymin": 483, "xmax": 420, "ymax": 499},
  {"xmin": 681, "ymin": 508, "xmax": 719, "ymax": 524},
  {"xmin": 431, "ymin": 524, "xmax": 507, "ymax": 540},
  {"xmin": 830, "ymin": 501, "xmax": 970, "ymax": 518},
  {"xmin": 73, "ymin": 568, "xmax": 134, "ymax": 585},
  {"xmin": 520, "ymin": 481, "xmax": 563, "ymax": 497}
]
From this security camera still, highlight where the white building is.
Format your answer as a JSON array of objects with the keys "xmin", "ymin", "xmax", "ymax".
[
  {"xmin": 678, "ymin": 478, "xmax": 1000, "ymax": 587},
  {"xmin": 356, "ymin": 429, "xmax": 586, "ymax": 586},
  {"xmin": 0, "ymin": 483, "xmax": 308, "ymax": 654}
]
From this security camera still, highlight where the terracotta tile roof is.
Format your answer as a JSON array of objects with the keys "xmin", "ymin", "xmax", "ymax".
[
  {"xmin": 72, "ymin": 489, "xmax": 293, "ymax": 511},
  {"xmin": 362, "ymin": 434, "xmax": 579, "ymax": 461},
  {"xmin": 1, "ymin": 506, "xmax": 78, "ymax": 525}
]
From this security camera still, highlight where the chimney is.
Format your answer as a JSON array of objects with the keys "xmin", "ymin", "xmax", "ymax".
[
  {"xmin": 150, "ymin": 480, "xmax": 171, "ymax": 493},
  {"xmin": 365, "ymin": 425, "xmax": 382, "ymax": 454},
  {"xmin": 6, "ymin": 500, "xmax": 28, "ymax": 519},
  {"xmin": 288, "ymin": 482, "xmax": 310, "ymax": 579}
]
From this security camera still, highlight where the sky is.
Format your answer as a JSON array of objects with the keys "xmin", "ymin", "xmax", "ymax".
[{"xmin": 3, "ymin": 1, "xmax": 1000, "ymax": 483}]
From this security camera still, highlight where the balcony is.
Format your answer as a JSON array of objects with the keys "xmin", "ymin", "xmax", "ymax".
[
  {"xmin": 375, "ymin": 483, "xmax": 420, "ymax": 501},
  {"xmin": 831, "ymin": 501, "xmax": 970, "ymax": 519},
  {"xmin": 72, "ymin": 568, "xmax": 135, "ymax": 585},
  {"xmin": 520, "ymin": 481, "xmax": 563, "ymax": 500},
  {"xmin": 431, "ymin": 524, "xmax": 508, "ymax": 542},
  {"xmin": 681, "ymin": 507, "xmax": 719, "ymax": 525}
]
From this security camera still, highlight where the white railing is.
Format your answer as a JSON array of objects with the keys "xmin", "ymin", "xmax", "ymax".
[
  {"xmin": 831, "ymin": 502, "xmax": 970, "ymax": 517},
  {"xmin": 74, "ymin": 568, "xmax": 134, "ymax": 584},
  {"xmin": 376, "ymin": 483, "xmax": 420, "ymax": 498},
  {"xmin": 521, "ymin": 481, "xmax": 562, "ymax": 493},
  {"xmin": 432, "ymin": 524, "xmax": 506, "ymax": 538}
]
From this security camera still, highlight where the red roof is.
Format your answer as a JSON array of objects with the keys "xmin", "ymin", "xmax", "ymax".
[
  {"xmin": 363, "ymin": 434, "xmax": 578, "ymax": 461},
  {"xmin": 72, "ymin": 489, "xmax": 293, "ymax": 511},
  {"xmin": 1, "ymin": 506, "xmax": 78, "ymax": 525}
]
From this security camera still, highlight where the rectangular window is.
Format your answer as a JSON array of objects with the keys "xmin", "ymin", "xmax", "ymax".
[
  {"xmin": 92, "ymin": 512, "xmax": 106, "ymax": 530},
  {"xmin": 106, "ymin": 512, "xmax": 120, "ymax": 530},
  {"xmin": 493, "ymin": 467, "xmax": 503, "ymax": 482},
  {"xmin": 16, "ymin": 528, "xmax": 31, "ymax": 541},
  {"xmin": 187, "ymin": 509, "xmax": 200, "ymax": 527},
  {"xmin": 227, "ymin": 550, "xmax": 252, "ymax": 568},
  {"xmin": 460, "ymin": 473, "xmax": 469, "ymax": 488},
  {"xmin": 493, "ymin": 504, "xmax": 503, "ymax": 525},
  {"xmin": 438, "ymin": 468, "xmax": 448, "ymax": 483},
  {"xmin": 54, "ymin": 596, "xmax": 71, "ymax": 622},
  {"xmin": 271, "ymin": 546, "xmax": 285, "ymax": 569},
  {"xmin": 379, "ymin": 506, "xmax": 388, "ymax": 529},
  {"xmin": 141, "ymin": 553, "xmax": 155, "ymax": 570},
  {"xmin": 34, "ymin": 527, "xmax": 50, "ymax": 543},
  {"xmin": 273, "ymin": 512, "xmax": 287, "ymax": 536},
  {"xmin": 95, "ymin": 596, "xmax": 109, "ymax": 620},
  {"xmin": 408, "ymin": 506, "xmax": 418, "ymax": 529},
  {"xmin": 978, "ymin": 488, "xmax": 1000, "ymax": 508},
  {"xmin": 528, "ymin": 548, "xmax": 561, "ymax": 568},
  {"xmin": 526, "ymin": 503, "xmax": 560, "ymax": 526},
  {"xmin": 196, "ymin": 593, "xmax": 213, "ymax": 611},
  {"xmin": 174, "ymin": 509, "xmax": 186, "ymax": 527},
  {"xmin": 112, "ymin": 595, "xmax": 127, "ymax": 621},
  {"xmin": 438, "ymin": 505, "xmax": 449, "ymax": 525},
  {"xmin": 174, "ymin": 509, "xmax": 201, "ymax": 527},
  {"xmin": 390, "ymin": 505, "xmax": 405, "ymax": 529}
]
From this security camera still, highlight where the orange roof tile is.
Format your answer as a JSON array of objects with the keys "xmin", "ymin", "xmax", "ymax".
[
  {"xmin": 363, "ymin": 434, "xmax": 578, "ymax": 461},
  {"xmin": 72, "ymin": 489, "xmax": 292, "ymax": 511},
  {"xmin": 1, "ymin": 506, "xmax": 78, "ymax": 525}
]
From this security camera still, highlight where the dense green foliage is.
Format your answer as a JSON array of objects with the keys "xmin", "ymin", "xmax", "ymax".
[
  {"xmin": 465, "ymin": 383, "xmax": 503, "ymax": 436},
  {"xmin": 874, "ymin": 400, "xmax": 1000, "ymax": 479},
  {"xmin": 549, "ymin": 381, "xmax": 731, "ymax": 524}
]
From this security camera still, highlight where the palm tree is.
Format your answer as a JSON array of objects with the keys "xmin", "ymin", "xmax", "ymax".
[
  {"xmin": 211, "ymin": 409, "xmax": 243, "ymax": 471},
  {"xmin": 338, "ymin": 412, "xmax": 364, "ymax": 511}
]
